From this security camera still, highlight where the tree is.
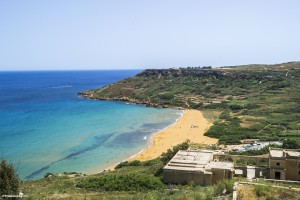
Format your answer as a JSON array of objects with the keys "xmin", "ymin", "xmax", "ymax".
[
  {"xmin": 0, "ymin": 160, "xmax": 19, "ymax": 196},
  {"xmin": 282, "ymin": 139, "xmax": 300, "ymax": 149}
]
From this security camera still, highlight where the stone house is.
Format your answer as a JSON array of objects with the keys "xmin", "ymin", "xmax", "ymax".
[
  {"xmin": 163, "ymin": 148, "xmax": 300, "ymax": 185},
  {"xmin": 269, "ymin": 148, "xmax": 300, "ymax": 181},
  {"xmin": 163, "ymin": 150, "xmax": 234, "ymax": 185}
]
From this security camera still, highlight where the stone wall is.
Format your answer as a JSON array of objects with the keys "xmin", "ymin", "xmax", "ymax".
[{"xmin": 163, "ymin": 169, "xmax": 212, "ymax": 185}]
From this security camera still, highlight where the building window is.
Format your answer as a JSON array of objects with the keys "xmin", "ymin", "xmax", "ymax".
[{"xmin": 276, "ymin": 162, "xmax": 280, "ymax": 166}]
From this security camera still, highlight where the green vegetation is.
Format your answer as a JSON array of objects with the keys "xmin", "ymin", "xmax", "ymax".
[
  {"xmin": 20, "ymin": 62, "xmax": 300, "ymax": 198},
  {"xmin": 205, "ymin": 112, "xmax": 247, "ymax": 144},
  {"xmin": 282, "ymin": 139, "xmax": 300, "ymax": 149},
  {"xmin": 237, "ymin": 180, "xmax": 300, "ymax": 200},
  {"xmin": 115, "ymin": 141, "xmax": 190, "ymax": 178},
  {"xmin": 254, "ymin": 185, "xmax": 270, "ymax": 197},
  {"xmin": 76, "ymin": 172, "xmax": 164, "ymax": 191},
  {"xmin": 21, "ymin": 164, "xmax": 239, "ymax": 199},
  {"xmin": 0, "ymin": 160, "xmax": 19, "ymax": 196},
  {"xmin": 24, "ymin": 161, "xmax": 300, "ymax": 199},
  {"xmin": 18, "ymin": 141, "xmax": 239, "ymax": 199},
  {"xmin": 18, "ymin": 140, "xmax": 300, "ymax": 199},
  {"xmin": 229, "ymin": 145, "xmax": 271, "ymax": 156},
  {"xmin": 80, "ymin": 62, "xmax": 300, "ymax": 145},
  {"xmin": 79, "ymin": 179, "xmax": 298, "ymax": 200},
  {"xmin": 21, "ymin": 175, "xmax": 238, "ymax": 199}
]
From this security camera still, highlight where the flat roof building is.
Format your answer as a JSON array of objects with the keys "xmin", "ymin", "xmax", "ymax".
[
  {"xmin": 163, "ymin": 150, "xmax": 234, "ymax": 185},
  {"xmin": 163, "ymin": 148, "xmax": 300, "ymax": 185},
  {"xmin": 269, "ymin": 148, "xmax": 300, "ymax": 181}
]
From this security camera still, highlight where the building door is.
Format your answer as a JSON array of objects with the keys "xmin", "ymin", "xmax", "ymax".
[{"xmin": 275, "ymin": 171, "xmax": 281, "ymax": 179}]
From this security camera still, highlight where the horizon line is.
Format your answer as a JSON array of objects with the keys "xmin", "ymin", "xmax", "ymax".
[
  {"xmin": 0, "ymin": 60, "xmax": 299, "ymax": 72},
  {"xmin": 0, "ymin": 68, "xmax": 145, "ymax": 72}
]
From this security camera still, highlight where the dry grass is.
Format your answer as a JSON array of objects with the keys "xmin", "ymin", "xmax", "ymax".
[{"xmin": 237, "ymin": 183, "xmax": 300, "ymax": 200}]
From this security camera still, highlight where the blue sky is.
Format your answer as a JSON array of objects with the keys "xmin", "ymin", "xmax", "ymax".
[{"xmin": 0, "ymin": 0, "xmax": 299, "ymax": 70}]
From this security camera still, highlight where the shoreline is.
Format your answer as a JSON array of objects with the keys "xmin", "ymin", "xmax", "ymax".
[
  {"xmin": 130, "ymin": 110, "xmax": 184, "ymax": 159},
  {"xmin": 129, "ymin": 109, "xmax": 218, "ymax": 161},
  {"xmin": 92, "ymin": 109, "xmax": 217, "ymax": 174},
  {"xmin": 90, "ymin": 109, "xmax": 184, "ymax": 174},
  {"xmin": 78, "ymin": 92, "xmax": 185, "ymax": 109}
]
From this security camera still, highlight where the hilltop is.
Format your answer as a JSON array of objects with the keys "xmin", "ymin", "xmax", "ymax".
[{"xmin": 80, "ymin": 62, "xmax": 300, "ymax": 145}]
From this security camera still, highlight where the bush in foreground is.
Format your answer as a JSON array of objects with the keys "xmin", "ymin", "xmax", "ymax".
[
  {"xmin": 0, "ymin": 160, "xmax": 19, "ymax": 196},
  {"xmin": 76, "ymin": 172, "xmax": 165, "ymax": 192}
]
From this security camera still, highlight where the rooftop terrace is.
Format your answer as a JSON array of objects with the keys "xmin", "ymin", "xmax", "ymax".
[
  {"xmin": 269, "ymin": 148, "xmax": 300, "ymax": 158},
  {"xmin": 163, "ymin": 150, "xmax": 234, "ymax": 172}
]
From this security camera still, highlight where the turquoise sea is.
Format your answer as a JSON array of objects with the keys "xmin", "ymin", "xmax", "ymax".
[{"xmin": 0, "ymin": 70, "xmax": 182, "ymax": 180}]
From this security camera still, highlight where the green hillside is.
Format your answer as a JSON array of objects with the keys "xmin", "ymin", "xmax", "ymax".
[{"xmin": 80, "ymin": 62, "xmax": 300, "ymax": 145}]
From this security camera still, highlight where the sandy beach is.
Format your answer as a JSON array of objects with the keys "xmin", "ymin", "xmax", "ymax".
[{"xmin": 130, "ymin": 109, "xmax": 218, "ymax": 161}]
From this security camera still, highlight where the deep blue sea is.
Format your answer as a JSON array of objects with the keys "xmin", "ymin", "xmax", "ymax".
[{"xmin": 0, "ymin": 70, "xmax": 181, "ymax": 180}]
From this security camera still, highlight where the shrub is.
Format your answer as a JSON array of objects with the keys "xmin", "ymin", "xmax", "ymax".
[
  {"xmin": 282, "ymin": 139, "xmax": 300, "ymax": 149},
  {"xmin": 142, "ymin": 158, "xmax": 161, "ymax": 166},
  {"xmin": 115, "ymin": 160, "xmax": 143, "ymax": 169},
  {"xmin": 219, "ymin": 110, "xmax": 231, "ymax": 120},
  {"xmin": 204, "ymin": 102, "xmax": 228, "ymax": 109},
  {"xmin": 0, "ymin": 160, "xmax": 19, "ymax": 196},
  {"xmin": 115, "ymin": 159, "xmax": 162, "ymax": 169},
  {"xmin": 115, "ymin": 161, "xmax": 130, "ymax": 169},
  {"xmin": 230, "ymin": 104, "xmax": 244, "ymax": 110},
  {"xmin": 254, "ymin": 185, "xmax": 269, "ymax": 197},
  {"xmin": 76, "ymin": 172, "xmax": 164, "ymax": 191},
  {"xmin": 245, "ymin": 103, "xmax": 259, "ymax": 110},
  {"xmin": 213, "ymin": 178, "xmax": 235, "ymax": 196},
  {"xmin": 266, "ymin": 196, "xmax": 275, "ymax": 200},
  {"xmin": 158, "ymin": 93, "xmax": 174, "ymax": 100}
]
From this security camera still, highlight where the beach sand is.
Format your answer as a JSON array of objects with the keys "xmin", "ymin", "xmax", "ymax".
[{"xmin": 130, "ymin": 109, "xmax": 218, "ymax": 161}]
